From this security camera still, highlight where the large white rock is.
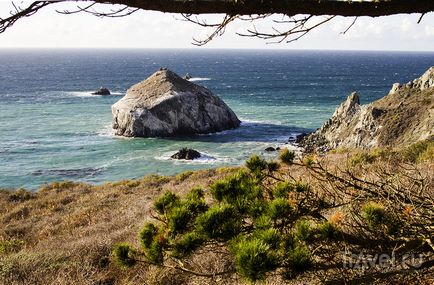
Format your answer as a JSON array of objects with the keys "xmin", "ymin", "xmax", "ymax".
[{"xmin": 112, "ymin": 69, "xmax": 240, "ymax": 137}]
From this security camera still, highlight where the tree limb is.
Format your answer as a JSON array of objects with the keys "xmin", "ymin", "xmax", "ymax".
[{"xmin": 102, "ymin": 0, "xmax": 434, "ymax": 17}]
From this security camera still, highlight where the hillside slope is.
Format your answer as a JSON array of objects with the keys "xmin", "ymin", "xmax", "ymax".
[
  {"xmin": 302, "ymin": 67, "xmax": 434, "ymax": 152},
  {"xmin": 1, "ymin": 151, "xmax": 433, "ymax": 284}
]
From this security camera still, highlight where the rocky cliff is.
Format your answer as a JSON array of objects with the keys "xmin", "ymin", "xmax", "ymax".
[
  {"xmin": 112, "ymin": 68, "xmax": 240, "ymax": 137},
  {"xmin": 302, "ymin": 67, "xmax": 434, "ymax": 152}
]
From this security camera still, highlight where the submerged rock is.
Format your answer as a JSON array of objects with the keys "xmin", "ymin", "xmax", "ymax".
[
  {"xmin": 184, "ymin": 73, "xmax": 192, "ymax": 80},
  {"xmin": 92, "ymin": 87, "xmax": 110, "ymax": 95},
  {"xmin": 301, "ymin": 67, "xmax": 434, "ymax": 152},
  {"xmin": 265, "ymin": 146, "xmax": 280, "ymax": 152},
  {"xmin": 294, "ymin": 133, "xmax": 308, "ymax": 144},
  {"xmin": 112, "ymin": 69, "xmax": 240, "ymax": 137},
  {"xmin": 171, "ymin": 148, "xmax": 201, "ymax": 160}
]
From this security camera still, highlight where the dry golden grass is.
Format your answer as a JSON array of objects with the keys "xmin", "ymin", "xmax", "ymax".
[
  {"xmin": 0, "ymin": 167, "xmax": 239, "ymax": 285},
  {"xmin": 1, "ymin": 155, "xmax": 433, "ymax": 285}
]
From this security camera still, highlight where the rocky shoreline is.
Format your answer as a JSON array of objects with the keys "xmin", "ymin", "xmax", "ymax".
[{"xmin": 301, "ymin": 66, "xmax": 434, "ymax": 152}]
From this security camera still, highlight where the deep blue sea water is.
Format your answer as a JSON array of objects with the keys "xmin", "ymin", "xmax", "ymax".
[{"xmin": 1, "ymin": 49, "xmax": 433, "ymax": 190}]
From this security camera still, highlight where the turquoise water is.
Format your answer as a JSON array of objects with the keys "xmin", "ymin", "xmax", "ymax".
[{"xmin": 1, "ymin": 49, "xmax": 433, "ymax": 190}]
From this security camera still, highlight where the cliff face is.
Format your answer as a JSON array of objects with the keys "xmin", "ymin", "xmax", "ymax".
[{"xmin": 302, "ymin": 67, "xmax": 434, "ymax": 152}]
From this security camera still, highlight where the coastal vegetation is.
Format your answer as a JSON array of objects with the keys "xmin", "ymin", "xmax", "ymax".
[{"xmin": 1, "ymin": 140, "xmax": 433, "ymax": 284}]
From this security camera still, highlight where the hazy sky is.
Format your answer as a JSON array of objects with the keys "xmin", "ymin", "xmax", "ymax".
[{"xmin": 0, "ymin": 2, "xmax": 433, "ymax": 51}]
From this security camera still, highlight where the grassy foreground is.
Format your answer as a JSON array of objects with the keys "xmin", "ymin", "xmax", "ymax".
[{"xmin": 1, "ymin": 143, "xmax": 433, "ymax": 285}]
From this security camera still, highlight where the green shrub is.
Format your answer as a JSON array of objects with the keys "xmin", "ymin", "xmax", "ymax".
[
  {"xmin": 254, "ymin": 228, "xmax": 281, "ymax": 249},
  {"xmin": 168, "ymin": 205, "xmax": 192, "ymax": 235},
  {"xmin": 185, "ymin": 187, "xmax": 208, "ymax": 213},
  {"xmin": 142, "ymin": 174, "xmax": 171, "ymax": 185},
  {"xmin": 113, "ymin": 243, "xmax": 136, "ymax": 267},
  {"xmin": 138, "ymin": 187, "xmax": 213, "ymax": 264},
  {"xmin": 245, "ymin": 155, "xmax": 268, "ymax": 175},
  {"xmin": 176, "ymin": 170, "xmax": 194, "ymax": 181},
  {"xmin": 210, "ymin": 171, "xmax": 261, "ymax": 212},
  {"xmin": 280, "ymin": 149, "xmax": 295, "ymax": 165},
  {"xmin": 231, "ymin": 238, "xmax": 278, "ymax": 281},
  {"xmin": 316, "ymin": 221, "xmax": 338, "ymax": 239},
  {"xmin": 295, "ymin": 220, "xmax": 313, "ymax": 242},
  {"xmin": 418, "ymin": 143, "xmax": 434, "ymax": 162},
  {"xmin": 154, "ymin": 189, "xmax": 209, "ymax": 237},
  {"xmin": 8, "ymin": 189, "xmax": 33, "ymax": 202},
  {"xmin": 274, "ymin": 181, "xmax": 294, "ymax": 199},
  {"xmin": 268, "ymin": 198, "xmax": 292, "ymax": 220},
  {"xmin": 184, "ymin": 198, "xmax": 208, "ymax": 214},
  {"xmin": 196, "ymin": 204, "xmax": 241, "ymax": 239},
  {"xmin": 294, "ymin": 180, "xmax": 310, "ymax": 193},
  {"xmin": 350, "ymin": 152, "xmax": 377, "ymax": 166},
  {"xmin": 139, "ymin": 223, "xmax": 158, "ymax": 249},
  {"xmin": 210, "ymin": 171, "xmax": 247, "ymax": 202},
  {"xmin": 282, "ymin": 234, "xmax": 295, "ymax": 252},
  {"xmin": 172, "ymin": 231, "xmax": 204, "ymax": 258},
  {"xmin": 126, "ymin": 180, "xmax": 140, "ymax": 188},
  {"xmin": 0, "ymin": 239, "xmax": 24, "ymax": 254},
  {"xmin": 154, "ymin": 191, "xmax": 180, "ymax": 215},
  {"xmin": 254, "ymin": 215, "xmax": 272, "ymax": 230},
  {"xmin": 266, "ymin": 161, "xmax": 280, "ymax": 172},
  {"xmin": 288, "ymin": 244, "xmax": 311, "ymax": 271},
  {"xmin": 349, "ymin": 148, "xmax": 392, "ymax": 166},
  {"xmin": 400, "ymin": 139, "xmax": 434, "ymax": 163},
  {"xmin": 362, "ymin": 202, "xmax": 386, "ymax": 228},
  {"xmin": 146, "ymin": 238, "xmax": 164, "ymax": 264},
  {"xmin": 186, "ymin": 187, "xmax": 204, "ymax": 201},
  {"xmin": 241, "ymin": 199, "xmax": 267, "ymax": 219},
  {"xmin": 138, "ymin": 228, "xmax": 166, "ymax": 265},
  {"xmin": 302, "ymin": 155, "xmax": 315, "ymax": 167}
]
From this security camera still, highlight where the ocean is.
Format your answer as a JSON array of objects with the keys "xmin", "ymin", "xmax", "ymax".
[{"xmin": 1, "ymin": 49, "xmax": 433, "ymax": 190}]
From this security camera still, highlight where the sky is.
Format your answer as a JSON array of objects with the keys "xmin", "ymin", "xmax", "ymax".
[{"xmin": 0, "ymin": 1, "xmax": 433, "ymax": 51}]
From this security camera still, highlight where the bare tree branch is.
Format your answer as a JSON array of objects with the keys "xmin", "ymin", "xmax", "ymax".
[
  {"xmin": 190, "ymin": 14, "xmax": 239, "ymax": 46},
  {"xmin": 417, "ymin": 13, "xmax": 426, "ymax": 23},
  {"xmin": 0, "ymin": 1, "xmax": 54, "ymax": 33},
  {"xmin": 237, "ymin": 15, "xmax": 336, "ymax": 44},
  {"xmin": 57, "ymin": 3, "xmax": 139, "ymax": 18},
  {"xmin": 341, "ymin": 17, "xmax": 358, "ymax": 35}
]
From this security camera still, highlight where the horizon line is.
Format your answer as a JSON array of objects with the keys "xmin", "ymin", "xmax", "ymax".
[{"xmin": 0, "ymin": 47, "xmax": 434, "ymax": 53}]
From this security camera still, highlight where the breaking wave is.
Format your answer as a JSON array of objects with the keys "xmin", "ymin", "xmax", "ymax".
[{"xmin": 188, "ymin": 77, "xmax": 211, "ymax": 82}]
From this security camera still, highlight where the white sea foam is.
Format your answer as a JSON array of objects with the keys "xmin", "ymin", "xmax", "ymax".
[
  {"xmin": 240, "ymin": 118, "xmax": 283, "ymax": 126},
  {"xmin": 196, "ymin": 128, "xmax": 232, "ymax": 136},
  {"xmin": 70, "ymin": 91, "xmax": 97, "ymax": 97},
  {"xmin": 97, "ymin": 125, "xmax": 116, "ymax": 137},
  {"xmin": 96, "ymin": 124, "xmax": 134, "ymax": 140},
  {"xmin": 188, "ymin": 77, "xmax": 211, "ymax": 82}
]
